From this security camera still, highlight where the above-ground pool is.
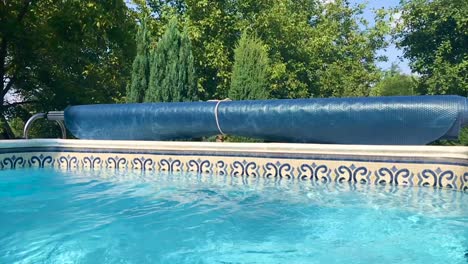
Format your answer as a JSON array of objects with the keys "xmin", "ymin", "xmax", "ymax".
[{"xmin": 0, "ymin": 139, "xmax": 467, "ymax": 263}]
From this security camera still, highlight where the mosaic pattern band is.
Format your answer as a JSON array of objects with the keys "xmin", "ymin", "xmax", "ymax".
[{"xmin": 1, "ymin": 151, "xmax": 467, "ymax": 192}]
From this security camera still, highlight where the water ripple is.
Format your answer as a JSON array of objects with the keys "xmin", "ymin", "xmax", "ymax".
[{"xmin": 0, "ymin": 168, "xmax": 466, "ymax": 264}]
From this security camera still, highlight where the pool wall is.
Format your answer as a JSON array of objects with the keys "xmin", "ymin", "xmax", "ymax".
[{"xmin": 2, "ymin": 139, "xmax": 467, "ymax": 191}]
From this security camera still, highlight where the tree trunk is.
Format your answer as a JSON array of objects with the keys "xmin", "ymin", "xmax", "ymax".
[{"xmin": 0, "ymin": 114, "xmax": 16, "ymax": 139}]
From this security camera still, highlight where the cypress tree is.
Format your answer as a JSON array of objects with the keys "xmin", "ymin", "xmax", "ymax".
[
  {"xmin": 229, "ymin": 31, "xmax": 269, "ymax": 100},
  {"xmin": 146, "ymin": 17, "xmax": 197, "ymax": 102},
  {"xmin": 127, "ymin": 16, "xmax": 150, "ymax": 103},
  {"xmin": 177, "ymin": 27, "xmax": 198, "ymax": 101}
]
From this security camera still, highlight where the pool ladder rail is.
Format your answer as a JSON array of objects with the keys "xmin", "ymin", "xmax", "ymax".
[{"xmin": 23, "ymin": 111, "xmax": 66, "ymax": 139}]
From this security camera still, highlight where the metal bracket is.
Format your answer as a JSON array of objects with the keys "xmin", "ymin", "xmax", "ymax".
[{"xmin": 23, "ymin": 111, "xmax": 66, "ymax": 139}]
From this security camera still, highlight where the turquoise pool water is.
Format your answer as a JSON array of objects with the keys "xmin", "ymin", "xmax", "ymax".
[{"xmin": 0, "ymin": 168, "xmax": 467, "ymax": 264}]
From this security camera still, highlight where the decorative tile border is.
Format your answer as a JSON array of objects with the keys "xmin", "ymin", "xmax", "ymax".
[{"xmin": 0, "ymin": 139, "xmax": 466, "ymax": 192}]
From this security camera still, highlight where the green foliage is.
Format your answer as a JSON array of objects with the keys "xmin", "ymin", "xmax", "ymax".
[
  {"xmin": 432, "ymin": 127, "xmax": 468, "ymax": 146},
  {"xmin": 396, "ymin": 0, "xmax": 468, "ymax": 96},
  {"xmin": 229, "ymin": 32, "xmax": 269, "ymax": 100},
  {"xmin": 183, "ymin": 0, "xmax": 239, "ymax": 99},
  {"xmin": 370, "ymin": 65, "xmax": 417, "ymax": 96},
  {"xmin": 0, "ymin": 117, "xmax": 14, "ymax": 139},
  {"xmin": 460, "ymin": 128, "xmax": 468, "ymax": 146},
  {"xmin": 3, "ymin": 0, "xmax": 464, "ymax": 144},
  {"xmin": 224, "ymin": 135, "xmax": 264, "ymax": 143},
  {"xmin": 231, "ymin": 0, "xmax": 315, "ymax": 99},
  {"xmin": 311, "ymin": 1, "xmax": 389, "ymax": 97},
  {"xmin": 145, "ymin": 17, "xmax": 197, "ymax": 102},
  {"xmin": 9, "ymin": 117, "xmax": 62, "ymax": 139},
  {"xmin": 127, "ymin": 16, "xmax": 151, "ymax": 103},
  {"xmin": 144, "ymin": 0, "xmax": 389, "ymax": 99},
  {"xmin": 1, "ymin": 0, "xmax": 136, "ymax": 138},
  {"xmin": 178, "ymin": 26, "xmax": 198, "ymax": 101}
]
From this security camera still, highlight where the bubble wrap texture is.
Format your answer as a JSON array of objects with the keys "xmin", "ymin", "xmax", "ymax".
[{"xmin": 64, "ymin": 96, "xmax": 467, "ymax": 145}]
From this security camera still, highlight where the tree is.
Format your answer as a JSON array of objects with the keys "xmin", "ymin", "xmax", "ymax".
[
  {"xmin": 234, "ymin": 0, "xmax": 388, "ymax": 98},
  {"xmin": 1, "ymin": 0, "xmax": 136, "ymax": 138},
  {"xmin": 239, "ymin": 0, "xmax": 321, "ymax": 98},
  {"xmin": 177, "ymin": 27, "xmax": 198, "ymax": 101},
  {"xmin": 229, "ymin": 31, "xmax": 269, "ymax": 100},
  {"xmin": 396, "ymin": 0, "xmax": 467, "ymax": 96},
  {"xmin": 127, "ymin": 16, "xmax": 151, "ymax": 103},
  {"xmin": 311, "ymin": 1, "xmax": 389, "ymax": 97},
  {"xmin": 181, "ymin": 0, "xmax": 239, "ymax": 99},
  {"xmin": 370, "ymin": 64, "xmax": 417, "ymax": 96},
  {"xmin": 144, "ymin": 0, "xmax": 389, "ymax": 99},
  {"xmin": 145, "ymin": 17, "xmax": 197, "ymax": 102}
]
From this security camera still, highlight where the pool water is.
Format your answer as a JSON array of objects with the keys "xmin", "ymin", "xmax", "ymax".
[{"xmin": 0, "ymin": 168, "xmax": 467, "ymax": 264}]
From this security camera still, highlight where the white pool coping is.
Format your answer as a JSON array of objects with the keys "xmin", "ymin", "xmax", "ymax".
[{"xmin": 3, "ymin": 139, "xmax": 467, "ymax": 161}]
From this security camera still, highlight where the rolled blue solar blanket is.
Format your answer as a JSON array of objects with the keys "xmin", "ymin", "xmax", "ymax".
[{"xmin": 64, "ymin": 95, "xmax": 468, "ymax": 145}]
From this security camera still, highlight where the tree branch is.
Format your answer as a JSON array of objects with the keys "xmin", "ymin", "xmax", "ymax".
[
  {"xmin": 3, "ymin": 100, "xmax": 38, "ymax": 108},
  {"xmin": 1, "ymin": 0, "xmax": 34, "ymax": 73},
  {"xmin": 17, "ymin": 0, "xmax": 34, "ymax": 23},
  {"xmin": 0, "ymin": 114, "xmax": 16, "ymax": 139},
  {"xmin": 1, "ymin": 76, "xmax": 15, "ymax": 99},
  {"xmin": 0, "ymin": 37, "xmax": 7, "ymax": 88}
]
